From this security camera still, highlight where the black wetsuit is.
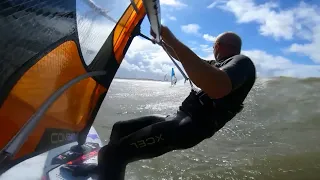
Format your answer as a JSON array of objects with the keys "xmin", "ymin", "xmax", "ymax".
[{"xmin": 67, "ymin": 54, "xmax": 256, "ymax": 179}]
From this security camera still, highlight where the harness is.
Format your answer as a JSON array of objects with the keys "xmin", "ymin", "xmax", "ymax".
[
  {"xmin": 179, "ymin": 89, "xmax": 244, "ymax": 121},
  {"xmin": 176, "ymin": 56, "xmax": 246, "ymax": 135}
]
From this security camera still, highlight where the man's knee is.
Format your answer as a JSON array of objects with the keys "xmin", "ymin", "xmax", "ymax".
[
  {"xmin": 110, "ymin": 115, "xmax": 167, "ymax": 142},
  {"xmin": 109, "ymin": 121, "xmax": 124, "ymax": 142},
  {"xmin": 112, "ymin": 121, "xmax": 123, "ymax": 131}
]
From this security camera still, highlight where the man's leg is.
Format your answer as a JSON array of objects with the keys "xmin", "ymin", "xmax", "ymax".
[
  {"xmin": 110, "ymin": 114, "xmax": 167, "ymax": 142},
  {"xmin": 62, "ymin": 115, "xmax": 168, "ymax": 177},
  {"xmin": 98, "ymin": 111, "xmax": 214, "ymax": 180}
]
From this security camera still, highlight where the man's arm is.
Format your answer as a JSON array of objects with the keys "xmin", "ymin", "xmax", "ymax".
[
  {"xmin": 161, "ymin": 28, "xmax": 232, "ymax": 99},
  {"xmin": 219, "ymin": 55, "xmax": 255, "ymax": 90},
  {"xmin": 162, "ymin": 43, "xmax": 179, "ymax": 60},
  {"xmin": 151, "ymin": 29, "xmax": 215, "ymax": 64}
]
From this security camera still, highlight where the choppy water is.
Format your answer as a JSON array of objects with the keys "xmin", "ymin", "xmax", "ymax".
[{"xmin": 93, "ymin": 77, "xmax": 320, "ymax": 180}]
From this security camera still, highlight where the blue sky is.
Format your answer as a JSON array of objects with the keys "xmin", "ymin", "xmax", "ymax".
[{"xmin": 77, "ymin": 0, "xmax": 320, "ymax": 80}]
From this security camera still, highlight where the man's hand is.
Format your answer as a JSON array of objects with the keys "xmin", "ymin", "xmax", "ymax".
[
  {"xmin": 150, "ymin": 25, "xmax": 175, "ymax": 45},
  {"xmin": 149, "ymin": 25, "xmax": 180, "ymax": 60},
  {"xmin": 149, "ymin": 28, "xmax": 157, "ymax": 44}
]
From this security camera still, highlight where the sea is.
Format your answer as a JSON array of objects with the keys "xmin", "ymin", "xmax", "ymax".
[{"xmin": 93, "ymin": 77, "xmax": 320, "ymax": 180}]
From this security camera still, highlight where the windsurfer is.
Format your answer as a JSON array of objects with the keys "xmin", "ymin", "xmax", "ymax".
[{"xmin": 65, "ymin": 25, "xmax": 256, "ymax": 180}]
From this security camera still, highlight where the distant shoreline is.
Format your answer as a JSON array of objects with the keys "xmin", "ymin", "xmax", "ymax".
[
  {"xmin": 114, "ymin": 76, "xmax": 320, "ymax": 82},
  {"xmin": 114, "ymin": 77, "xmax": 165, "ymax": 82}
]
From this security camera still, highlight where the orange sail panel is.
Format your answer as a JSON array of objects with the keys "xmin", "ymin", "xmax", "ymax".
[
  {"xmin": 114, "ymin": 0, "xmax": 146, "ymax": 63},
  {"xmin": 0, "ymin": 41, "xmax": 107, "ymax": 159}
]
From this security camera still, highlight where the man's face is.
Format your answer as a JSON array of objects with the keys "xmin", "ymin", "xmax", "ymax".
[{"xmin": 213, "ymin": 41, "xmax": 220, "ymax": 61}]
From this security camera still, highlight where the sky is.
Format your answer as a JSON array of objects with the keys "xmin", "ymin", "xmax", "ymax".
[{"xmin": 77, "ymin": 0, "xmax": 320, "ymax": 80}]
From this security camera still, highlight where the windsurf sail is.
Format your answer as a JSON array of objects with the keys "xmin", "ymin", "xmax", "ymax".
[
  {"xmin": 171, "ymin": 68, "xmax": 177, "ymax": 86},
  {"xmin": 0, "ymin": 0, "xmax": 146, "ymax": 172},
  {"xmin": 171, "ymin": 68, "xmax": 175, "ymax": 78},
  {"xmin": 164, "ymin": 74, "xmax": 168, "ymax": 81}
]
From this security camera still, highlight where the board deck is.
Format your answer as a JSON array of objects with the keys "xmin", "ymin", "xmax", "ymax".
[{"xmin": 0, "ymin": 127, "xmax": 103, "ymax": 180}]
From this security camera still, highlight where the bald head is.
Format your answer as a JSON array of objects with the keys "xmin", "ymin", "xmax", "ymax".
[
  {"xmin": 214, "ymin": 32, "xmax": 242, "ymax": 61},
  {"xmin": 216, "ymin": 31, "xmax": 242, "ymax": 52}
]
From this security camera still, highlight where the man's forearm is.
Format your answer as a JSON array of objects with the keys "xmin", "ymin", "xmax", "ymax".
[
  {"xmin": 162, "ymin": 42, "xmax": 179, "ymax": 60},
  {"xmin": 165, "ymin": 36, "xmax": 231, "ymax": 98}
]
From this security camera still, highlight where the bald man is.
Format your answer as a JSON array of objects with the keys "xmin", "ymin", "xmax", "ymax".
[{"xmin": 64, "ymin": 26, "xmax": 256, "ymax": 180}]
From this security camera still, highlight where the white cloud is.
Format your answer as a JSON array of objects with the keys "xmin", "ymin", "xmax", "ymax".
[
  {"xmin": 120, "ymin": 37, "xmax": 186, "ymax": 79},
  {"xmin": 286, "ymin": 5, "xmax": 320, "ymax": 63},
  {"xmin": 201, "ymin": 48, "xmax": 320, "ymax": 78},
  {"xmin": 123, "ymin": 33, "xmax": 320, "ymax": 79},
  {"xmin": 168, "ymin": 16, "xmax": 177, "ymax": 21},
  {"xmin": 242, "ymin": 50, "xmax": 320, "ymax": 78},
  {"xmin": 212, "ymin": 0, "xmax": 320, "ymax": 63},
  {"xmin": 160, "ymin": 0, "xmax": 187, "ymax": 8},
  {"xmin": 122, "ymin": 27, "xmax": 320, "ymax": 79},
  {"xmin": 181, "ymin": 24, "xmax": 201, "ymax": 35},
  {"xmin": 207, "ymin": 0, "xmax": 227, "ymax": 9},
  {"xmin": 288, "ymin": 42, "xmax": 320, "ymax": 64},
  {"xmin": 214, "ymin": 0, "xmax": 295, "ymax": 40},
  {"xmin": 203, "ymin": 34, "xmax": 216, "ymax": 42},
  {"xmin": 122, "ymin": 38, "xmax": 320, "ymax": 79},
  {"xmin": 199, "ymin": 44, "xmax": 212, "ymax": 53},
  {"xmin": 121, "ymin": 60, "xmax": 145, "ymax": 72}
]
